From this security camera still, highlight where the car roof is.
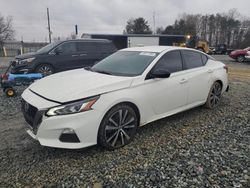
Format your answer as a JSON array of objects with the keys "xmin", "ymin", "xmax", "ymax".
[
  {"xmin": 121, "ymin": 46, "xmax": 184, "ymax": 53},
  {"xmin": 62, "ymin": 39, "xmax": 111, "ymax": 43}
]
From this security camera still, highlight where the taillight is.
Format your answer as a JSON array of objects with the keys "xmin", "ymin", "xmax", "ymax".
[
  {"xmin": 1, "ymin": 74, "xmax": 9, "ymax": 80},
  {"xmin": 224, "ymin": 65, "xmax": 228, "ymax": 73}
]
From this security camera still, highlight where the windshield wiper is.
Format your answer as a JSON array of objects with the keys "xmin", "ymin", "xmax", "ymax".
[
  {"xmin": 94, "ymin": 70, "xmax": 112, "ymax": 75},
  {"xmin": 84, "ymin": 66, "xmax": 93, "ymax": 71}
]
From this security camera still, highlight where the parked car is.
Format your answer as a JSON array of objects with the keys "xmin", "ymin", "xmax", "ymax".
[
  {"xmin": 229, "ymin": 47, "xmax": 250, "ymax": 62},
  {"xmin": 11, "ymin": 39, "xmax": 117, "ymax": 75},
  {"xmin": 21, "ymin": 46, "xmax": 229, "ymax": 150},
  {"xmin": 211, "ymin": 44, "xmax": 233, "ymax": 55}
]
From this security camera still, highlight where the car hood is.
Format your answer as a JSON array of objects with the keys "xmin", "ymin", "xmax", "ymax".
[
  {"xmin": 29, "ymin": 69, "xmax": 134, "ymax": 103},
  {"xmin": 15, "ymin": 51, "xmax": 45, "ymax": 60}
]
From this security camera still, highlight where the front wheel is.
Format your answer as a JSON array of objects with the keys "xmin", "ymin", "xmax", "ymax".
[
  {"xmin": 98, "ymin": 104, "xmax": 138, "ymax": 150},
  {"xmin": 236, "ymin": 55, "xmax": 245, "ymax": 63},
  {"xmin": 35, "ymin": 64, "xmax": 54, "ymax": 76},
  {"xmin": 205, "ymin": 82, "xmax": 222, "ymax": 109}
]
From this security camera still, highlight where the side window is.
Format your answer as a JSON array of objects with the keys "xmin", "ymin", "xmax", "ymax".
[
  {"xmin": 153, "ymin": 51, "xmax": 183, "ymax": 73},
  {"xmin": 99, "ymin": 43, "xmax": 116, "ymax": 53},
  {"xmin": 56, "ymin": 42, "xmax": 77, "ymax": 54},
  {"xmin": 182, "ymin": 50, "xmax": 204, "ymax": 69},
  {"xmin": 201, "ymin": 54, "xmax": 208, "ymax": 65},
  {"xmin": 77, "ymin": 42, "xmax": 97, "ymax": 53}
]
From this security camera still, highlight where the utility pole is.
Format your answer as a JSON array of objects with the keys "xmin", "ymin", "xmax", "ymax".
[
  {"xmin": 153, "ymin": 11, "xmax": 156, "ymax": 34},
  {"xmin": 47, "ymin": 8, "xmax": 51, "ymax": 43}
]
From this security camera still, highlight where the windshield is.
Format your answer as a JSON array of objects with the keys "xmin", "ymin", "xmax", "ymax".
[
  {"xmin": 91, "ymin": 51, "xmax": 159, "ymax": 76},
  {"xmin": 244, "ymin": 47, "xmax": 250, "ymax": 51},
  {"xmin": 37, "ymin": 41, "xmax": 61, "ymax": 53}
]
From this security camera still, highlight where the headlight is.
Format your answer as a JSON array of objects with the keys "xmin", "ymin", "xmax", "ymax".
[
  {"xmin": 46, "ymin": 96, "xmax": 99, "ymax": 116},
  {"xmin": 18, "ymin": 57, "xmax": 36, "ymax": 65}
]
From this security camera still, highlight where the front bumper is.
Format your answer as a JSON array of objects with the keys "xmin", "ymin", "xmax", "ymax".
[
  {"xmin": 10, "ymin": 60, "xmax": 36, "ymax": 74},
  {"xmin": 21, "ymin": 89, "xmax": 104, "ymax": 149}
]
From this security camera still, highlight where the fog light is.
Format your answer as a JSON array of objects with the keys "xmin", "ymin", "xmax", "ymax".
[
  {"xmin": 62, "ymin": 128, "xmax": 75, "ymax": 134},
  {"xmin": 59, "ymin": 129, "xmax": 80, "ymax": 143}
]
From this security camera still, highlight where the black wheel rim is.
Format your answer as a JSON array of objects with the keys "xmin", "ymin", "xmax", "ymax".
[
  {"xmin": 105, "ymin": 108, "xmax": 136, "ymax": 148},
  {"xmin": 210, "ymin": 82, "xmax": 222, "ymax": 108},
  {"xmin": 38, "ymin": 65, "xmax": 53, "ymax": 76}
]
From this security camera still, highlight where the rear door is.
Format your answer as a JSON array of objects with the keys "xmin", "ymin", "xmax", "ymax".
[
  {"xmin": 76, "ymin": 42, "xmax": 102, "ymax": 68},
  {"xmin": 180, "ymin": 50, "xmax": 211, "ymax": 105},
  {"xmin": 99, "ymin": 42, "xmax": 117, "ymax": 60}
]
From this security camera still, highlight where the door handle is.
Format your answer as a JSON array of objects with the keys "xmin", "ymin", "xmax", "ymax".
[
  {"xmin": 71, "ymin": 54, "xmax": 79, "ymax": 57},
  {"xmin": 80, "ymin": 54, "xmax": 87, "ymax": 56},
  {"xmin": 179, "ymin": 78, "xmax": 188, "ymax": 84},
  {"xmin": 207, "ymin": 69, "xmax": 213, "ymax": 73}
]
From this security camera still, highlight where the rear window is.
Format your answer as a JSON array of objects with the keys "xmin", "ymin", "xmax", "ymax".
[{"xmin": 181, "ymin": 50, "xmax": 204, "ymax": 69}]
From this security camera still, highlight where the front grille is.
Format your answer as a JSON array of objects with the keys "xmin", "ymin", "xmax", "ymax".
[{"xmin": 21, "ymin": 99, "xmax": 43, "ymax": 134}]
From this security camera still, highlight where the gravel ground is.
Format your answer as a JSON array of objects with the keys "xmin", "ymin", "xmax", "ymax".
[{"xmin": 0, "ymin": 56, "xmax": 250, "ymax": 187}]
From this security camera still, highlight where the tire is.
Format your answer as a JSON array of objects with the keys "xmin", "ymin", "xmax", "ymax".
[
  {"xmin": 98, "ymin": 104, "xmax": 138, "ymax": 150},
  {"xmin": 35, "ymin": 64, "xmax": 54, "ymax": 76},
  {"xmin": 205, "ymin": 82, "xmax": 222, "ymax": 109},
  {"xmin": 5, "ymin": 87, "xmax": 16, "ymax": 97},
  {"xmin": 236, "ymin": 55, "xmax": 245, "ymax": 63}
]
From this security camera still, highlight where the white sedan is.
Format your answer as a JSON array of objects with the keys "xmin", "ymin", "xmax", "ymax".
[{"xmin": 21, "ymin": 46, "xmax": 229, "ymax": 150}]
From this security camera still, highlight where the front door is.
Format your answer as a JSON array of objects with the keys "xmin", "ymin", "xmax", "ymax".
[{"xmin": 143, "ymin": 50, "xmax": 188, "ymax": 115}]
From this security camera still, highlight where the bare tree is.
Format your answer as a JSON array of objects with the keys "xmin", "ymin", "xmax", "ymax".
[{"xmin": 0, "ymin": 14, "xmax": 14, "ymax": 46}]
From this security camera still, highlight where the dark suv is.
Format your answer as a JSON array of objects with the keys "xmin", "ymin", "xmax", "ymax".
[{"xmin": 11, "ymin": 39, "xmax": 117, "ymax": 75}]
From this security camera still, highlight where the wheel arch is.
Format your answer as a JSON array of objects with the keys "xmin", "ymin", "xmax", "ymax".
[
  {"xmin": 215, "ymin": 79, "xmax": 223, "ymax": 88},
  {"xmin": 34, "ymin": 62, "xmax": 55, "ymax": 72},
  {"xmin": 102, "ymin": 101, "xmax": 141, "ymax": 126}
]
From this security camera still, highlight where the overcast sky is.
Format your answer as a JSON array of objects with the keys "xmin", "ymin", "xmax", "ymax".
[{"xmin": 1, "ymin": 0, "xmax": 250, "ymax": 42}]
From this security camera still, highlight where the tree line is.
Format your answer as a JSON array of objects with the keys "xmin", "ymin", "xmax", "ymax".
[{"xmin": 125, "ymin": 9, "xmax": 250, "ymax": 48}]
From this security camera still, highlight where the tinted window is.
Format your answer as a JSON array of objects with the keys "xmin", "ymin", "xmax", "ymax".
[
  {"xmin": 77, "ymin": 42, "xmax": 96, "ymax": 52},
  {"xmin": 56, "ymin": 42, "xmax": 77, "ymax": 54},
  {"xmin": 182, "ymin": 50, "xmax": 204, "ymax": 69},
  {"xmin": 201, "ymin": 54, "xmax": 208, "ymax": 65},
  {"xmin": 153, "ymin": 51, "xmax": 182, "ymax": 73},
  {"xmin": 99, "ymin": 43, "xmax": 116, "ymax": 53}
]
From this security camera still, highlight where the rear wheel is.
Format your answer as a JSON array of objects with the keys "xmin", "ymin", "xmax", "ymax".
[
  {"xmin": 98, "ymin": 104, "xmax": 138, "ymax": 150},
  {"xmin": 35, "ymin": 64, "xmax": 54, "ymax": 76},
  {"xmin": 236, "ymin": 55, "xmax": 245, "ymax": 63},
  {"xmin": 205, "ymin": 82, "xmax": 222, "ymax": 109}
]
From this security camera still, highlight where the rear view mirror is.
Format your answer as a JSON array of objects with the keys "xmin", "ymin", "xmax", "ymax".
[{"xmin": 149, "ymin": 69, "xmax": 171, "ymax": 79}]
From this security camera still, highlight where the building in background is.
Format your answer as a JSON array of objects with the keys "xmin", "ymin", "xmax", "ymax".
[{"xmin": 81, "ymin": 33, "xmax": 186, "ymax": 50}]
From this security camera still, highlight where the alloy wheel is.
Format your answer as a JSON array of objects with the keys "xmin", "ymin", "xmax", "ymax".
[
  {"xmin": 237, "ymin": 56, "xmax": 245, "ymax": 63},
  {"xmin": 37, "ymin": 64, "xmax": 54, "ymax": 76},
  {"xmin": 104, "ymin": 107, "xmax": 137, "ymax": 148},
  {"xmin": 209, "ymin": 82, "xmax": 222, "ymax": 108}
]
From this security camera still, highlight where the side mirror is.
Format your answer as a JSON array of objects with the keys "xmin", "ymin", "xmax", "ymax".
[{"xmin": 149, "ymin": 69, "xmax": 171, "ymax": 79}]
